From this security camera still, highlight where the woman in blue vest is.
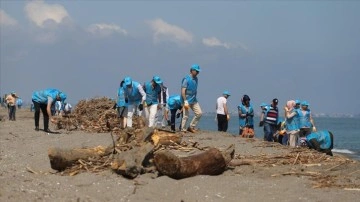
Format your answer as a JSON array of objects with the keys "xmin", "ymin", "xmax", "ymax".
[
  {"xmin": 297, "ymin": 101, "xmax": 316, "ymax": 139},
  {"xmin": 122, "ymin": 76, "xmax": 146, "ymax": 128},
  {"xmin": 32, "ymin": 88, "xmax": 67, "ymax": 133},
  {"xmin": 180, "ymin": 64, "xmax": 202, "ymax": 133},
  {"xmin": 306, "ymin": 130, "xmax": 334, "ymax": 156},
  {"xmin": 116, "ymin": 80, "xmax": 128, "ymax": 129},
  {"xmin": 284, "ymin": 100, "xmax": 300, "ymax": 147},
  {"xmin": 167, "ymin": 95, "xmax": 183, "ymax": 132},
  {"xmin": 143, "ymin": 76, "xmax": 163, "ymax": 128},
  {"xmin": 238, "ymin": 94, "xmax": 254, "ymax": 136}
]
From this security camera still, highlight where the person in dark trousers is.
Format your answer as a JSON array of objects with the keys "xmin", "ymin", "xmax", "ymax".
[
  {"xmin": 259, "ymin": 98, "xmax": 279, "ymax": 141},
  {"xmin": 167, "ymin": 95, "xmax": 183, "ymax": 132},
  {"xmin": 306, "ymin": 130, "xmax": 334, "ymax": 156},
  {"xmin": 216, "ymin": 91, "xmax": 231, "ymax": 132},
  {"xmin": 32, "ymin": 89, "xmax": 67, "ymax": 133},
  {"xmin": 6, "ymin": 92, "xmax": 18, "ymax": 121}
]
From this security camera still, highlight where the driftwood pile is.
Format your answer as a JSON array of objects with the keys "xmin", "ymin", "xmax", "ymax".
[{"xmin": 49, "ymin": 97, "xmax": 235, "ymax": 179}]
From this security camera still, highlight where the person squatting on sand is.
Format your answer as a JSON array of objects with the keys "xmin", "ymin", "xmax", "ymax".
[
  {"xmin": 115, "ymin": 80, "xmax": 128, "ymax": 129},
  {"xmin": 259, "ymin": 98, "xmax": 279, "ymax": 142},
  {"xmin": 32, "ymin": 89, "xmax": 67, "ymax": 133},
  {"xmin": 180, "ymin": 64, "xmax": 202, "ymax": 133},
  {"xmin": 306, "ymin": 130, "xmax": 334, "ymax": 156},
  {"xmin": 167, "ymin": 95, "xmax": 183, "ymax": 132},
  {"xmin": 5, "ymin": 91, "xmax": 18, "ymax": 121},
  {"xmin": 143, "ymin": 76, "xmax": 163, "ymax": 128},
  {"xmin": 216, "ymin": 91, "xmax": 231, "ymax": 132},
  {"xmin": 122, "ymin": 76, "xmax": 146, "ymax": 128},
  {"xmin": 238, "ymin": 94, "xmax": 254, "ymax": 135}
]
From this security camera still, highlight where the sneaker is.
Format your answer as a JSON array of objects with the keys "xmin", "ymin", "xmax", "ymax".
[
  {"xmin": 44, "ymin": 129, "xmax": 56, "ymax": 134},
  {"xmin": 187, "ymin": 127, "xmax": 196, "ymax": 133},
  {"xmin": 35, "ymin": 127, "xmax": 39, "ymax": 131}
]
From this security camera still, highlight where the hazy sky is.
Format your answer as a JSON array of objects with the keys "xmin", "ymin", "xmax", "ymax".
[{"xmin": 1, "ymin": 0, "xmax": 359, "ymax": 114}]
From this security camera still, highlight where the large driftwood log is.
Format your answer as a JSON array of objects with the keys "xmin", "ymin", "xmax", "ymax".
[
  {"xmin": 48, "ymin": 146, "xmax": 112, "ymax": 171},
  {"xmin": 111, "ymin": 142, "xmax": 154, "ymax": 178},
  {"xmin": 154, "ymin": 145, "xmax": 235, "ymax": 179},
  {"xmin": 151, "ymin": 129, "xmax": 182, "ymax": 146}
]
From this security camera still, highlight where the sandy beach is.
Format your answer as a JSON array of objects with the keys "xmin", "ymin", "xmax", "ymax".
[{"xmin": 1, "ymin": 108, "xmax": 359, "ymax": 202}]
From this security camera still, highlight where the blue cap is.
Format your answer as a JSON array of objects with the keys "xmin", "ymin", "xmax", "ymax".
[
  {"xmin": 153, "ymin": 76, "xmax": 163, "ymax": 84},
  {"xmin": 59, "ymin": 92, "xmax": 67, "ymax": 101},
  {"xmin": 260, "ymin": 102, "xmax": 267, "ymax": 107},
  {"xmin": 190, "ymin": 64, "xmax": 201, "ymax": 72},
  {"xmin": 168, "ymin": 98, "xmax": 175, "ymax": 109},
  {"xmin": 295, "ymin": 99, "xmax": 301, "ymax": 104},
  {"xmin": 124, "ymin": 76, "xmax": 132, "ymax": 86},
  {"xmin": 223, "ymin": 91, "xmax": 231, "ymax": 96},
  {"xmin": 301, "ymin": 101, "xmax": 309, "ymax": 106}
]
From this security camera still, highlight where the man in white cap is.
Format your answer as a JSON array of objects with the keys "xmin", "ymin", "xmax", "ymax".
[
  {"xmin": 180, "ymin": 64, "xmax": 202, "ymax": 133},
  {"xmin": 216, "ymin": 91, "xmax": 231, "ymax": 132}
]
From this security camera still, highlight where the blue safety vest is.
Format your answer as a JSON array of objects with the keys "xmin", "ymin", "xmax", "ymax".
[
  {"xmin": 32, "ymin": 89, "xmax": 60, "ymax": 104},
  {"xmin": 144, "ymin": 81, "xmax": 161, "ymax": 105},
  {"xmin": 181, "ymin": 75, "xmax": 198, "ymax": 104},
  {"xmin": 16, "ymin": 98, "xmax": 23, "ymax": 106},
  {"xmin": 306, "ymin": 130, "xmax": 332, "ymax": 150},
  {"xmin": 117, "ymin": 86, "xmax": 127, "ymax": 107},
  {"xmin": 285, "ymin": 109, "xmax": 299, "ymax": 131},
  {"xmin": 297, "ymin": 109, "xmax": 312, "ymax": 128},
  {"xmin": 238, "ymin": 104, "xmax": 254, "ymax": 127},
  {"xmin": 122, "ymin": 81, "xmax": 142, "ymax": 105},
  {"xmin": 167, "ymin": 95, "xmax": 182, "ymax": 110}
]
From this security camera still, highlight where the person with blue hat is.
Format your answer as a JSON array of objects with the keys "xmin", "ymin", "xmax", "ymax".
[
  {"xmin": 143, "ymin": 76, "xmax": 163, "ymax": 127},
  {"xmin": 115, "ymin": 80, "xmax": 128, "ymax": 129},
  {"xmin": 306, "ymin": 130, "xmax": 334, "ymax": 156},
  {"xmin": 5, "ymin": 91, "xmax": 19, "ymax": 121},
  {"xmin": 180, "ymin": 64, "xmax": 202, "ymax": 133},
  {"xmin": 167, "ymin": 94, "xmax": 183, "ymax": 132},
  {"xmin": 297, "ymin": 100, "xmax": 316, "ymax": 140},
  {"xmin": 122, "ymin": 76, "xmax": 146, "ymax": 128},
  {"xmin": 32, "ymin": 88, "xmax": 67, "ymax": 133},
  {"xmin": 238, "ymin": 94, "xmax": 254, "ymax": 136},
  {"xmin": 16, "ymin": 97, "xmax": 23, "ymax": 109},
  {"xmin": 216, "ymin": 91, "xmax": 231, "ymax": 132}
]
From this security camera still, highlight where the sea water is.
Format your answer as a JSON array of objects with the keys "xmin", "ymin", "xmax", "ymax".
[{"xmin": 191, "ymin": 114, "xmax": 360, "ymax": 160}]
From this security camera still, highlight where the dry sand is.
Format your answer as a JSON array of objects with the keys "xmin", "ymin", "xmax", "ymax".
[{"xmin": 1, "ymin": 108, "xmax": 360, "ymax": 202}]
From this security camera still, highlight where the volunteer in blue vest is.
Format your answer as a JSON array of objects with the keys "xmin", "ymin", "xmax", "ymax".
[
  {"xmin": 284, "ymin": 100, "xmax": 300, "ymax": 147},
  {"xmin": 143, "ymin": 76, "xmax": 163, "ymax": 128},
  {"xmin": 32, "ymin": 89, "xmax": 67, "ymax": 133},
  {"xmin": 306, "ymin": 130, "xmax": 334, "ymax": 156},
  {"xmin": 180, "ymin": 64, "xmax": 203, "ymax": 133},
  {"xmin": 297, "ymin": 101, "xmax": 316, "ymax": 139},
  {"xmin": 216, "ymin": 91, "xmax": 231, "ymax": 132},
  {"xmin": 6, "ymin": 91, "xmax": 18, "ymax": 121},
  {"xmin": 259, "ymin": 98, "xmax": 279, "ymax": 141},
  {"xmin": 16, "ymin": 97, "xmax": 23, "ymax": 109},
  {"xmin": 167, "ymin": 95, "xmax": 183, "ymax": 132},
  {"xmin": 122, "ymin": 76, "xmax": 146, "ymax": 128},
  {"xmin": 238, "ymin": 94, "xmax": 254, "ymax": 135},
  {"xmin": 116, "ymin": 80, "xmax": 128, "ymax": 129}
]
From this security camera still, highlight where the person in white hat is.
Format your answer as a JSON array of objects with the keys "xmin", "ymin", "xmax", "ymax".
[{"xmin": 216, "ymin": 91, "xmax": 231, "ymax": 132}]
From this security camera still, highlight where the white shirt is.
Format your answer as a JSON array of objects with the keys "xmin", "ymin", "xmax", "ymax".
[{"xmin": 216, "ymin": 96, "xmax": 227, "ymax": 115}]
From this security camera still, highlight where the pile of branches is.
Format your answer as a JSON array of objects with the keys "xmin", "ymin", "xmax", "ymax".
[{"xmin": 56, "ymin": 97, "xmax": 121, "ymax": 132}]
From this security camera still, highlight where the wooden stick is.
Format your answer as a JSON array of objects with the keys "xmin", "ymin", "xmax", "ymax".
[
  {"xmin": 325, "ymin": 162, "xmax": 347, "ymax": 171},
  {"xmin": 26, "ymin": 166, "xmax": 38, "ymax": 174},
  {"xmin": 348, "ymin": 170, "xmax": 360, "ymax": 175},
  {"xmin": 344, "ymin": 188, "xmax": 360, "ymax": 191},
  {"xmin": 293, "ymin": 153, "xmax": 300, "ymax": 165}
]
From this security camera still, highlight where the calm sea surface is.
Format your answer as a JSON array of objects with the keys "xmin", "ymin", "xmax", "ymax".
[{"xmin": 189, "ymin": 114, "xmax": 360, "ymax": 160}]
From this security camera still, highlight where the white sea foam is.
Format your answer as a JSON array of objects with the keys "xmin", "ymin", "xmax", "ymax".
[{"xmin": 332, "ymin": 149, "xmax": 355, "ymax": 154}]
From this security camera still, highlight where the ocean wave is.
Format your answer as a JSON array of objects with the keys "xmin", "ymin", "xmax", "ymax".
[{"xmin": 332, "ymin": 149, "xmax": 355, "ymax": 154}]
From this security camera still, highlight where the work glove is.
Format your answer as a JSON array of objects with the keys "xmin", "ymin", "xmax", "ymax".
[
  {"xmin": 138, "ymin": 104, "xmax": 143, "ymax": 111},
  {"xmin": 259, "ymin": 121, "xmax": 264, "ymax": 127},
  {"xmin": 167, "ymin": 120, "xmax": 171, "ymax": 126},
  {"xmin": 184, "ymin": 100, "xmax": 189, "ymax": 110},
  {"xmin": 176, "ymin": 112, "xmax": 181, "ymax": 119}
]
